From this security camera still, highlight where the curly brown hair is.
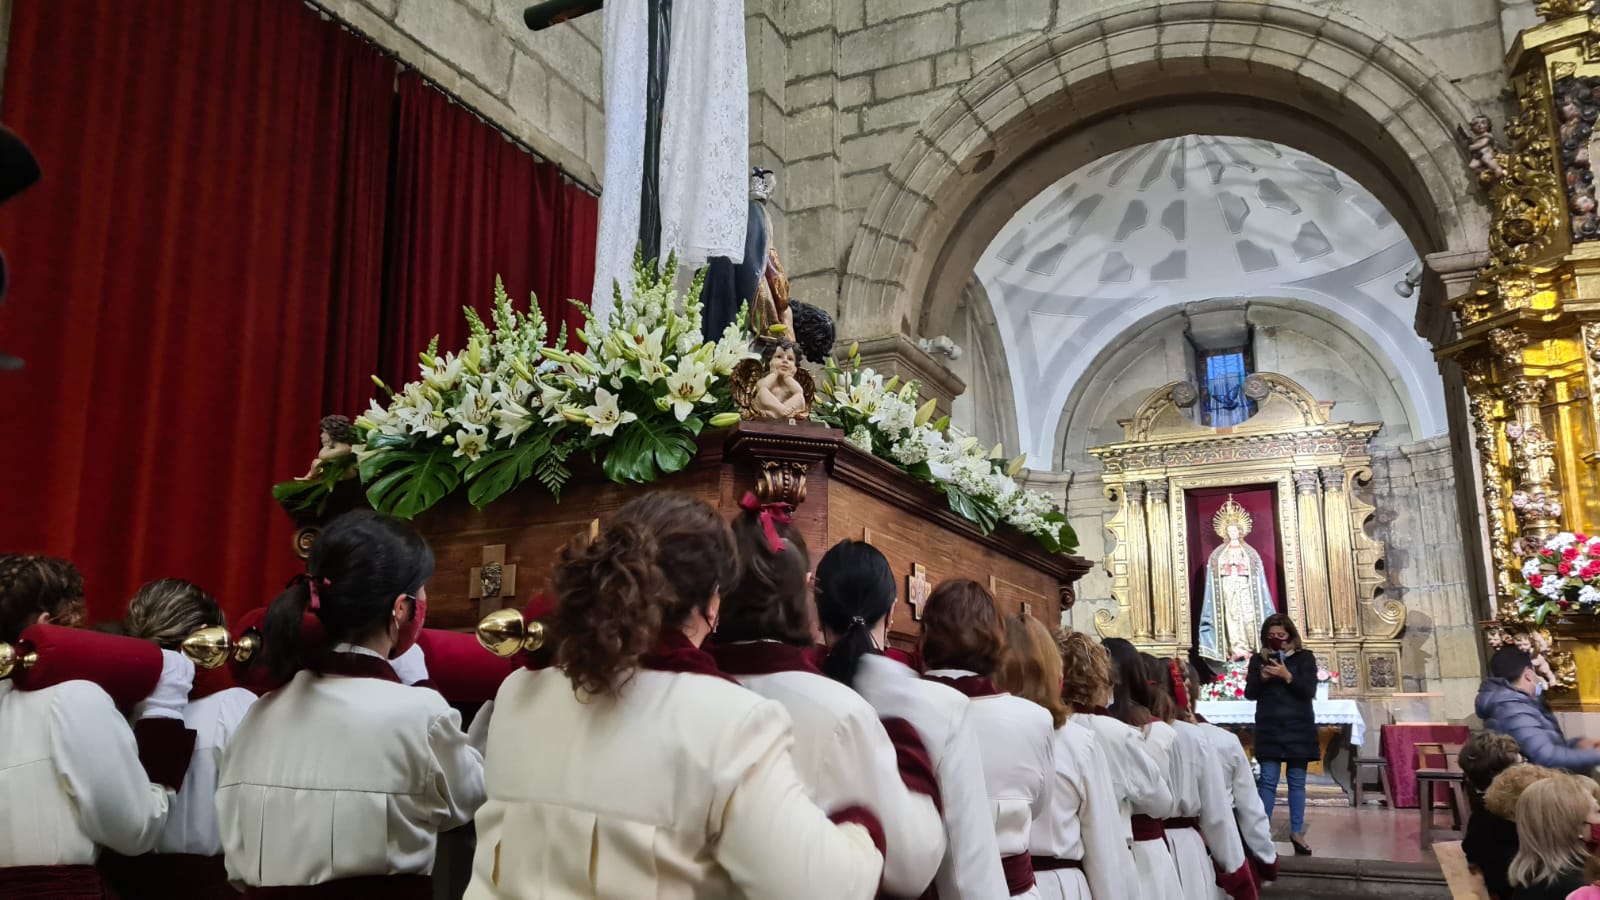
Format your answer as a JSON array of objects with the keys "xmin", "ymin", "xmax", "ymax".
[
  {"xmin": 1058, "ymin": 630, "xmax": 1110, "ymax": 712},
  {"xmin": 0, "ymin": 554, "xmax": 86, "ymax": 642},
  {"xmin": 554, "ymin": 492, "xmax": 737, "ymax": 697},
  {"xmin": 996, "ymin": 613, "xmax": 1067, "ymax": 728},
  {"xmin": 919, "ymin": 579, "xmax": 1004, "ymax": 675}
]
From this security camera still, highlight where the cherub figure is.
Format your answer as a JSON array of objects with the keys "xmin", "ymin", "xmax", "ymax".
[
  {"xmin": 731, "ymin": 339, "xmax": 815, "ymax": 422},
  {"xmin": 298, "ymin": 414, "xmax": 356, "ymax": 480},
  {"xmin": 1462, "ymin": 115, "xmax": 1505, "ymax": 181}
]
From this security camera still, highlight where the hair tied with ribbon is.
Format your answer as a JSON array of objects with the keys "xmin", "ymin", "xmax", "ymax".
[
  {"xmin": 849, "ymin": 616, "xmax": 867, "ymax": 629},
  {"xmin": 738, "ymin": 492, "xmax": 793, "ymax": 555},
  {"xmin": 1167, "ymin": 658, "xmax": 1189, "ymax": 711},
  {"xmin": 287, "ymin": 573, "xmax": 333, "ymax": 612}
]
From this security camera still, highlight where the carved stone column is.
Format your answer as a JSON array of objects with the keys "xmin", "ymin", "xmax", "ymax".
[
  {"xmin": 1123, "ymin": 481, "xmax": 1152, "ymax": 640},
  {"xmin": 1321, "ymin": 466, "xmax": 1359, "ymax": 639},
  {"xmin": 1144, "ymin": 480, "xmax": 1176, "ymax": 642},
  {"xmin": 1294, "ymin": 470, "xmax": 1334, "ymax": 639}
]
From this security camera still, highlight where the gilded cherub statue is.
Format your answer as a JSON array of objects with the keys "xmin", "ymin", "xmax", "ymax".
[
  {"xmin": 731, "ymin": 339, "xmax": 814, "ymax": 421},
  {"xmin": 297, "ymin": 414, "xmax": 356, "ymax": 481}
]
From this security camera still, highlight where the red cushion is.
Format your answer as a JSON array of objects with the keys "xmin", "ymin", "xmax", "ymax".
[
  {"xmin": 14, "ymin": 623, "xmax": 162, "ymax": 708},
  {"xmin": 415, "ymin": 629, "xmax": 516, "ymax": 703}
]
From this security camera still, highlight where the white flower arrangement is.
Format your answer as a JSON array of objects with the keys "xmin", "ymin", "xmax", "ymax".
[
  {"xmin": 325, "ymin": 253, "xmax": 748, "ymax": 519},
  {"xmin": 814, "ymin": 347, "xmax": 1077, "ymax": 555}
]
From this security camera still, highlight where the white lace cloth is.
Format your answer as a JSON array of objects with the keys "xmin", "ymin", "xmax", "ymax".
[
  {"xmin": 591, "ymin": 0, "xmax": 648, "ymax": 319},
  {"xmin": 591, "ymin": 0, "xmax": 749, "ymax": 321},
  {"xmin": 1195, "ymin": 698, "xmax": 1366, "ymax": 750}
]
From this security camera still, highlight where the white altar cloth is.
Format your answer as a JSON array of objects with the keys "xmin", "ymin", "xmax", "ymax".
[{"xmin": 1195, "ymin": 699, "xmax": 1365, "ymax": 749}]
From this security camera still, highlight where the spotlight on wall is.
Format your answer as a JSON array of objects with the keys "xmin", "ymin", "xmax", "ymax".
[
  {"xmin": 522, "ymin": 0, "xmax": 602, "ymax": 31},
  {"xmin": 1394, "ymin": 262, "xmax": 1424, "ymax": 298},
  {"xmin": 919, "ymin": 335, "xmax": 963, "ymax": 361}
]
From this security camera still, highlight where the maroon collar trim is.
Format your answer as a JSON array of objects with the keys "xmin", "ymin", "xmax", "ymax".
[
  {"xmin": 317, "ymin": 650, "xmax": 401, "ymax": 683},
  {"xmin": 706, "ymin": 641, "xmax": 822, "ymax": 677},
  {"xmin": 639, "ymin": 630, "xmax": 739, "ymax": 685},
  {"xmin": 924, "ymin": 672, "xmax": 1001, "ymax": 698}
]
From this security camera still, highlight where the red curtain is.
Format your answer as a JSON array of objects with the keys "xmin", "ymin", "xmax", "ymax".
[
  {"xmin": 1184, "ymin": 485, "xmax": 1286, "ymax": 643},
  {"xmin": 379, "ymin": 74, "xmax": 597, "ymax": 390},
  {"xmin": 0, "ymin": 0, "xmax": 396, "ymax": 620}
]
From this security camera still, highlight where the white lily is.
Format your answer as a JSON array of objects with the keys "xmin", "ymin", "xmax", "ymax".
[
  {"xmin": 494, "ymin": 397, "xmax": 535, "ymax": 445},
  {"xmin": 453, "ymin": 424, "xmax": 489, "ymax": 461},
  {"xmin": 584, "ymin": 387, "xmax": 638, "ymax": 437},
  {"xmin": 663, "ymin": 359, "xmax": 712, "ymax": 422},
  {"xmin": 423, "ymin": 353, "xmax": 465, "ymax": 392}
]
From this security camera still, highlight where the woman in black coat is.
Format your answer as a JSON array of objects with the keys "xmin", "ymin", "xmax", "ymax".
[{"xmin": 1245, "ymin": 612, "xmax": 1318, "ymax": 855}]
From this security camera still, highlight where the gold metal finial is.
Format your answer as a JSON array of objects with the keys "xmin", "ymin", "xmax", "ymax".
[
  {"xmin": 0, "ymin": 641, "xmax": 39, "ymax": 679},
  {"xmin": 181, "ymin": 627, "xmax": 261, "ymax": 669},
  {"xmin": 477, "ymin": 608, "xmax": 546, "ymax": 659}
]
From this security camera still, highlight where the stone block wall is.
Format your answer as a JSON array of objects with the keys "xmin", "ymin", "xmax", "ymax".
[{"xmin": 311, "ymin": 0, "xmax": 605, "ymax": 188}]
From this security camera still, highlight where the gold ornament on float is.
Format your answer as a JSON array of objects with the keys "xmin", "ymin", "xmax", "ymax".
[{"xmin": 1212, "ymin": 496, "xmax": 1253, "ymax": 539}]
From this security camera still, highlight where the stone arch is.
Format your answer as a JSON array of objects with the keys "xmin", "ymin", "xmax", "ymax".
[{"xmin": 838, "ymin": 0, "xmax": 1489, "ymax": 344}]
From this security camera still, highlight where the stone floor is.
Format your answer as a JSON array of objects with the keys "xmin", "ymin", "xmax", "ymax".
[{"xmin": 1261, "ymin": 804, "xmax": 1450, "ymax": 899}]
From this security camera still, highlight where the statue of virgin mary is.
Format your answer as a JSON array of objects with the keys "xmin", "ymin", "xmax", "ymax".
[{"xmin": 1197, "ymin": 496, "xmax": 1277, "ymax": 669}]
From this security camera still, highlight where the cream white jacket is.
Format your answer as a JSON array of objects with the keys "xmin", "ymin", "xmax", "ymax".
[
  {"xmin": 1199, "ymin": 720, "xmax": 1275, "ymax": 869},
  {"xmin": 216, "ymin": 664, "xmax": 484, "ymax": 886},
  {"xmin": 1166, "ymin": 720, "xmax": 1249, "ymax": 900},
  {"xmin": 1029, "ymin": 718, "xmax": 1136, "ymax": 900},
  {"xmin": 158, "ymin": 687, "xmax": 255, "ymax": 856},
  {"xmin": 0, "ymin": 680, "xmax": 172, "ymax": 865},
  {"xmin": 855, "ymin": 653, "xmax": 1008, "ymax": 900},
  {"xmin": 466, "ymin": 665, "xmax": 885, "ymax": 900},
  {"xmin": 716, "ymin": 647, "xmax": 945, "ymax": 897}
]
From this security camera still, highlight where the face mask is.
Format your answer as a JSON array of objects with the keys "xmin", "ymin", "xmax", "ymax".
[
  {"xmin": 1534, "ymin": 680, "xmax": 1546, "ymax": 699},
  {"xmin": 1266, "ymin": 637, "xmax": 1285, "ymax": 651},
  {"xmin": 390, "ymin": 594, "xmax": 427, "ymax": 659},
  {"xmin": 1587, "ymin": 823, "xmax": 1600, "ymax": 852}
]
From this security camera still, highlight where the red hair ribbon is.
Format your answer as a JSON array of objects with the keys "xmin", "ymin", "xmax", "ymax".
[
  {"xmin": 739, "ymin": 492, "xmax": 793, "ymax": 554},
  {"xmin": 287, "ymin": 573, "xmax": 332, "ymax": 612},
  {"xmin": 1168, "ymin": 659, "xmax": 1189, "ymax": 711}
]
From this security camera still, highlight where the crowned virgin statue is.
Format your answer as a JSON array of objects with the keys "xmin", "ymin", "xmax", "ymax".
[{"xmin": 1197, "ymin": 496, "xmax": 1277, "ymax": 668}]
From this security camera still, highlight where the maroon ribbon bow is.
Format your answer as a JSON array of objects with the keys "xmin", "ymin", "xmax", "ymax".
[
  {"xmin": 738, "ymin": 492, "xmax": 793, "ymax": 554},
  {"xmin": 1168, "ymin": 658, "xmax": 1189, "ymax": 712},
  {"xmin": 287, "ymin": 573, "xmax": 333, "ymax": 611}
]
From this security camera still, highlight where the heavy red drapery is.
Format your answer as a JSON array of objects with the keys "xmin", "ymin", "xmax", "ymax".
[
  {"xmin": 380, "ymin": 74, "xmax": 597, "ymax": 390},
  {"xmin": 1184, "ymin": 485, "xmax": 1285, "ymax": 648},
  {"xmin": 0, "ymin": 0, "xmax": 397, "ymax": 621}
]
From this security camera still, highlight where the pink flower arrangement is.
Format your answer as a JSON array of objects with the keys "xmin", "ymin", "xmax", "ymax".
[{"xmin": 1199, "ymin": 661, "xmax": 1250, "ymax": 701}]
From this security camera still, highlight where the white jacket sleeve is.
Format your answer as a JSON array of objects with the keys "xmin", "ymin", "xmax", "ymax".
[
  {"xmin": 711, "ymin": 699, "xmax": 884, "ymax": 900},
  {"xmin": 1216, "ymin": 729, "xmax": 1275, "ymax": 864},
  {"xmin": 1077, "ymin": 735, "xmax": 1136, "ymax": 900},
  {"xmin": 49, "ymin": 682, "xmax": 173, "ymax": 855},
  {"xmin": 426, "ymin": 709, "xmax": 487, "ymax": 831},
  {"xmin": 824, "ymin": 711, "xmax": 945, "ymax": 897},
  {"xmin": 1193, "ymin": 735, "xmax": 1247, "ymax": 873},
  {"xmin": 935, "ymin": 704, "xmax": 1008, "ymax": 900},
  {"xmin": 1127, "ymin": 728, "xmax": 1177, "ymax": 819}
]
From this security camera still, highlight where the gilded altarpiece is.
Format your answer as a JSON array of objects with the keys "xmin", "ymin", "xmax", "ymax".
[
  {"xmin": 1440, "ymin": 5, "xmax": 1600, "ymax": 708},
  {"xmin": 1089, "ymin": 374, "xmax": 1405, "ymax": 699}
]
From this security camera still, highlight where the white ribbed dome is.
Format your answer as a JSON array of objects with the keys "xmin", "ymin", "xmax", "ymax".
[{"xmin": 973, "ymin": 135, "xmax": 1436, "ymax": 462}]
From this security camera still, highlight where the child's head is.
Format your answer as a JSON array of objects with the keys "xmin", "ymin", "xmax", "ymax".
[
  {"xmin": 1459, "ymin": 731, "xmax": 1522, "ymax": 794},
  {"xmin": 1508, "ymin": 774, "xmax": 1598, "ymax": 888},
  {"xmin": 0, "ymin": 555, "xmax": 85, "ymax": 643},
  {"xmin": 717, "ymin": 498, "xmax": 812, "ymax": 647},
  {"xmin": 124, "ymin": 578, "xmax": 224, "ymax": 651}
]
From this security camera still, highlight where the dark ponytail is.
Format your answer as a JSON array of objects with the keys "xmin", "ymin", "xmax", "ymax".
[
  {"xmin": 717, "ymin": 501, "xmax": 812, "ymax": 646},
  {"xmin": 1102, "ymin": 637, "xmax": 1154, "ymax": 727},
  {"xmin": 261, "ymin": 510, "xmax": 434, "ymax": 682},
  {"xmin": 813, "ymin": 540, "xmax": 896, "ymax": 687},
  {"xmin": 553, "ymin": 491, "xmax": 737, "ymax": 697}
]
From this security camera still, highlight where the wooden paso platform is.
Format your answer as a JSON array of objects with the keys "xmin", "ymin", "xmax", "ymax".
[{"xmin": 288, "ymin": 421, "xmax": 1092, "ymax": 644}]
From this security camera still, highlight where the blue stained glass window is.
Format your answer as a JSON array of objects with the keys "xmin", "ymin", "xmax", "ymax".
[{"xmin": 1201, "ymin": 350, "xmax": 1252, "ymax": 427}]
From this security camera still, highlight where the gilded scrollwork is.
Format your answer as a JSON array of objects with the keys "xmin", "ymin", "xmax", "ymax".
[
  {"xmin": 1486, "ymin": 72, "xmax": 1565, "ymax": 268},
  {"xmin": 1536, "ymin": 0, "xmax": 1597, "ymax": 23}
]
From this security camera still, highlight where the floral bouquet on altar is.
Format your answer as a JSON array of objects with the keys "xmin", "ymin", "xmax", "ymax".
[
  {"xmin": 1200, "ymin": 660, "xmax": 1248, "ymax": 701},
  {"xmin": 1516, "ymin": 531, "xmax": 1600, "ymax": 623},
  {"xmin": 814, "ymin": 348, "xmax": 1077, "ymax": 554}
]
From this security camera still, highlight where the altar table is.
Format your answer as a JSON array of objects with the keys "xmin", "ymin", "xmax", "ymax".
[
  {"xmin": 1196, "ymin": 699, "xmax": 1367, "ymax": 750},
  {"xmin": 1379, "ymin": 723, "xmax": 1471, "ymax": 809}
]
